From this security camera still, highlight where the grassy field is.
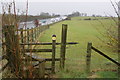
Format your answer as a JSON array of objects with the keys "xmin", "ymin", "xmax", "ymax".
[{"xmin": 37, "ymin": 17, "xmax": 118, "ymax": 78}]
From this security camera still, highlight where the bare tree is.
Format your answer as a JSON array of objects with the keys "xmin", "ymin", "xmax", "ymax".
[{"xmin": 94, "ymin": 1, "xmax": 120, "ymax": 50}]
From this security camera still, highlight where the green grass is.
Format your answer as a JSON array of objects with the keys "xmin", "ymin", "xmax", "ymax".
[
  {"xmin": 38, "ymin": 17, "xmax": 118, "ymax": 78},
  {"xmin": 96, "ymin": 71, "xmax": 118, "ymax": 78}
]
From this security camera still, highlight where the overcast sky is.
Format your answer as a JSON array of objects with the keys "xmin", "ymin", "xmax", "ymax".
[
  {"xmin": 1, "ymin": 0, "xmax": 120, "ymax": 2},
  {"xmin": 0, "ymin": 0, "xmax": 120, "ymax": 16}
]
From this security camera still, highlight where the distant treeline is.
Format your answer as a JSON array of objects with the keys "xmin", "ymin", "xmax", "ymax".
[
  {"xmin": 18, "ymin": 12, "xmax": 61, "ymax": 22},
  {"xmin": 1, "ymin": 12, "xmax": 61, "ymax": 22},
  {"xmin": 67, "ymin": 11, "xmax": 110, "ymax": 18},
  {"xmin": 83, "ymin": 17, "xmax": 110, "ymax": 20},
  {"xmin": 18, "ymin": 15, "xmax": 60, "ymax": 22},
  {"xmin": 68, "ymin": 11, "xmax": 87, "ymax": 17}
]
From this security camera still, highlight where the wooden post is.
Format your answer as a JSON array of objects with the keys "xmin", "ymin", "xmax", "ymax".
[
  {"xmin": 21, "ymin": 29, "xmax": 25, "ymax": 43},
  {"xmin": 20, "ymin": 28, "xmax": 25, "ymax": 55},
  {"xmin": 38, "ymin": 60, "xmax": 45, "ymax": 78},
  {"xmin": 60, "ymin": 24, "xmax": 68, "ymax": 69},
  {"xmin": 3, "ymin": 25, "xmax": 21, "ymax": 75},
  {"xmin": 33, "ymin": 28, "xmax": 35, "ymax": 40},
  {"xmin": 20, "ymin": 28, "xmax": 24, "ymax": 43},
  {"xmin": 30, "ymin": 28, "xmax": 32, "ymax": 42},
  {"xmin": 34, "ymin": 28, "xmax": 36, "ymax": 40},
  {"xmin": 35, "ymin": 28, "xmax": 37, "ymax": 40},
  {"xmin": 86, "ymin": 42, "xmax": 92, "ymax": 76},
  {"xmin": 52, "ymin": 35, "xmax": 56, "ymax": 73},
  {"xmin": 33, "ymin": 60, "xmax": 45, "ymax": 78},
  {"xmin": 27, "ymin": 28, "xmax": 30, "ymax": 42},
  {"xmin": 34, "ymin": 28, "xmax": 36, "ymax": 41},
  {"xmin": 20, "ymin": 28, "xmax": 26, "ymax": 77},
  {"xmin": 31, "ymin": 28, "xmax": 34, "ymax": 42},
  {"xmin": 33, "ymin": 28, "xmax": 35, "ymax": 42},
  {"xmin": 27, "ymin": 28, "xmax": 30, "ymax": 48}
]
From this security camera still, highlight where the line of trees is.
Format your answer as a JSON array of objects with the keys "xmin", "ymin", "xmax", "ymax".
[
  {"xmin": 68, "ymin": 11, "xmax": 87, "ymax": 17},
  {"xmin": 67, "ymin": 11, "xmax": 105, "ymax": 17},
  {"xmin": 18, "ymin": 12, "xmax": 60, "ymax": 22}
]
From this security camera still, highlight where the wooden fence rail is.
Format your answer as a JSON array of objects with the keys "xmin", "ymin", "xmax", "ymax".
[
  {"xmin": 86, "ymin": 42, "xmax": 120, "ymax": 76},
  {"xmin": 24, "ymin": 49, "xmax": 52, "ymax": 52},
  {"xmin": 18, "ymin": 25, "xmax": 50, "ymax": 44},
  {"xmin": 91, "ymin": 46, "xmax": 120, "ymax": 66},
  {"xmin": 2, "ymin": 42, "xmax": 78, "ymax": 46},
  {"xmin": 20, "ymin": 42, "xmax": 78, "ymax": 45}
]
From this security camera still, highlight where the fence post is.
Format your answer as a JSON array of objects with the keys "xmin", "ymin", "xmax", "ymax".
[
  {"xmin": 3, "ymin": 25, "xmax": 21, "ymax": 76},
  {"xmin": 34, "ymin": 28, "xmax": 36, "ymax": 41},
  {"xmin": 52, "ymin": 35, "xmax": 56, "ymax": 73},
  {"xmin": 20, "ymin": 28, "xmax": 24, "ymax": 43},
  {"xmin": 31, "ymin": 28, "xmax": 34, "ymax": 42},
  {"xmin": 33, "ymin": 28, "xmax": 35, "ymax": 42},
  {"xmin": 30, "ymin": 28, "xmax": 32, "ymax": 42},
  {"xmin": 86, "ymin": 42, "xmax": 92, "ymax": 76},
  {"xmin": 20, "ymin": 28, "xmax": 25, "ymax": 55},
  {"xmin": 60, "ymin": 24, "xmax": 68, "ymax": 69},
  {"xmin": 27, "ymin": 28, "xmax": 30, "ymax": 48},
  {"xmin": 35, "ymin": 28, "xmax": 37, "ymax": 39},
  {"xmin": 35, "ymin": 28, "xmax": 37, "ymax": 40}
]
